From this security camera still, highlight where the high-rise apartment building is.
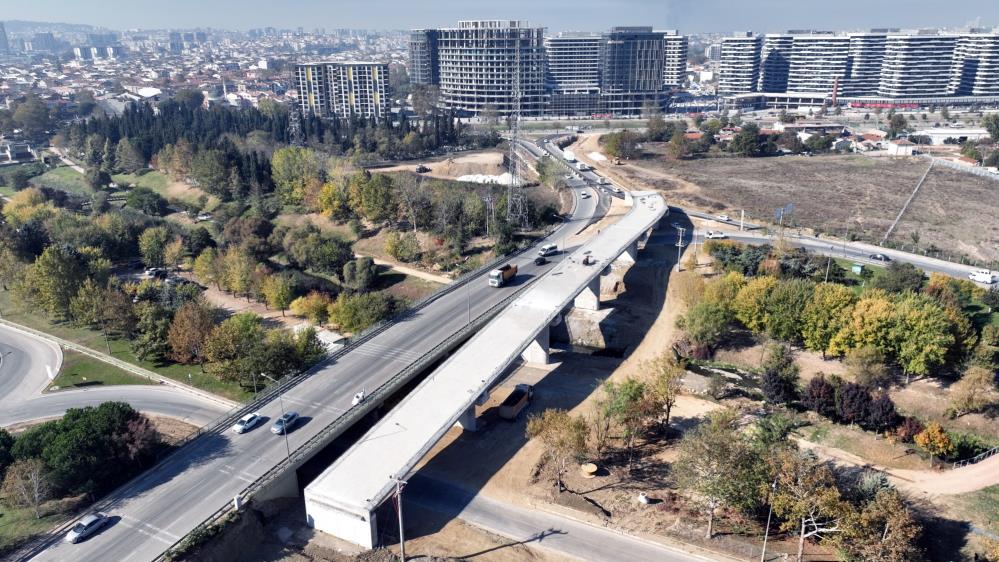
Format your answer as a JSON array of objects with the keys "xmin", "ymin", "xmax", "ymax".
[
  {"xmin": 718, "ymin": 32, "xmax": 761, "ymax": 94},
  {"xmin": 436, "ymin": 20, "xmax": 547, "ymax": 116},
  {"xmin": 295, "ymin": 62, "xmax": 389, "ymax": 120},
  {"xmin": 842, "ymin": 33, "xmax": 887, "ymax": 96},
  {"xmin": 662, "ymin": 30, "xmax": 688, "ymax": 88},
  {"xmin": 409, "ymin": 29, "xmax": 439, "ymax": 86},
  {"xmin": 950, "ymin": 32, "xmax": 999, "ymax": 96},
  {"xmin": 758, "ymin": 34, "xmax": 793, "ymax": 93},
  {"xmin": 545, "ymin": 32, "xmax": 602, "ymax": 115},
  {"xmin": 878, "ymin": 33, "xmax": 956, "ymax": 97},
  {"xmin": 599, "ymin": 27, "xmax": 667, "ymax": 114},
  {"xmin": 786, "ymin": 34, "xmax": 850, "ymax": 93}
]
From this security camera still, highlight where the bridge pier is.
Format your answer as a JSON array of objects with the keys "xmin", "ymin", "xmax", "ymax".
[
  {"xmin": 455, "ymin": 406, "xmax": 478, "ymax": 432},
  {"xmin": 614, "ymin": 241, "xmax": 638, "ymax": 265},
  {"xmin": 521, "ymin": 326, "xmax": 551, "ymax": 365},
  {"xmin": 573, "ymin": 278, "xmax": 601, "ymax": 311},
  {"xmin": 305, "ymin": 499, "xmax": 377, "ymax": 549}
]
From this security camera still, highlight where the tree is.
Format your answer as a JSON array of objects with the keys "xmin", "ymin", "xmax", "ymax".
[
  {"xmin": 138, "ymin": 226, "xmax": 171, "ymax": 267},
  {"xmin": 837, "ymin": 382, "xmax": 873, "ymax": 426},
  {"xmin": 887, "ymin": 114, "xmax": 909, "ymax": 139},
  {"xmin": 801, "ymin": 283, "xmax": 856, "ymax": 357},
  {"xmin": 220, "ymin": 247, "xmax": 257, "ymax": 299},
  {"xmin": 866, "ymin": 393, "xmax": 898, "ymax": 433},
  {"xmin": 168, "ymin": 302, "xmax": 217, "ymax": 364},
  {"xmin": 290, "ymin": 292, "xmax": 333, "ymax": 325},
  {"xmin": 949, "ymin": 365, "xmax": 997, "ymax": 416},
  {"xmin": 914, "ymin": 422, "xmax": 954, "ymax": 467},
  {"xmin": 26, "ymin": 245, "xmax": 88, "ymax": 318},
  {"xmin": 114, "ymin": 137, "xmax": 145, "ymax": 173},
  {"xmin": 734, "ymin": 276, "xmax": 779, "ymax": 333},
  {"xmin": 871, "ymin": 262, "xmax": 924, "ymax": 294},
  {"xmin": 13, "ymin": 96, "xmax": 52, "ymax": 140},
  {"xmin": 189, "ymin": 150, "xmax": 229, "ymax": 196},
  {"xmin": 769, "ymin": 450, "xmax": 850, "ymax": 562},
  {"xmin": 131, "ymin": 304, "xmax": 172, "ymax": 362},
  {"xmin": 805, "ymin": 372, "xmax": 839, "ymax": 416},
  {"xmin": 838, "ymin": 488, "xmax": 922, "ymax": 562},
  {"xmin": 679, "ymin": 301, "xmax": 728, "ymax": 350},
  {"xmin": 222, "ymin": 216, "xmax": 274, "ymax": 261},
  {"xmin": 261, "ymin": 274, "xmax": 294, "ymax": 315},
  {"xmin": 525, "ymin": 409, "xmax": 588, "ymax": 494},
  {"xmin": 202, "ymin": 313, "xmax": 265, "ymax": 382},
  {"xmin": 642, "ymin": 353, "xmax": 685, "ymax": 430},
  {"xmin": 328, "ymin": 292, "xmax": 397, "ymax": 332},
  {"xmin": 192, "ymin": 248, "xmax": 222, "ymax": 290},
  {"xmin": 673, "ymin": 409, "xmax": 759, "ymax": 539},
  {"xmin": 828, "ymin": 292, "xmax": 896, "ymax": 358},
  {"xmin": 342, "ymin": 257, "xmax": 378, "ymax": 292},
  {"xmin": 85, "ymin": 167, "xmax": 112, "ymax": 190},
  {"xmin": 729, "ymin": 123, "xmax": 764, "ymax": 156},
  {"xmin": 1, "ymin": 458, "xmax": 51, "ymax": 518},
  {"xmin": 163, "ymin": 238, "xmax": 185, "ymax": 271},
  {"xmin": 601, "ymin": 378, "xmax": 647, "ymax": 465},
  {"xmin": 842, "ymin": 346, "xmax": 890, "ymax": 389},
  {"xmin": 761, "ymin": 343, "xmax": 800, "ymax": 405},
  {"xmin": 763, "ymin": 279, "xmax": 814, "ymax": 342},
  {"xmin": 665, "ymin": 129, "xmax": 691, "ymax": 160},
  {"xmin": 347, "ymin": 171, "xmax": 397, "ymax": 222},
  {"xmin": 125, "ymin": 187, "xmax": 168, "ymax": 216},
  {"xmin": 603, "ymin": 130, "xmax": 641, "ymax": 159},
  {"xmin": 891, "ymin": 293, "xmax": 955, "ymax": 382},
  {"xmin": 384, "ymin": 231, "xmax": 421, "ymax": 262},
  {"xmin": 271, "ymin": 146, "xmax": 323, "ymax": 205},
  {"xmin": 2, "ymin": 188, "xmax": 55, "ymax": 227}
]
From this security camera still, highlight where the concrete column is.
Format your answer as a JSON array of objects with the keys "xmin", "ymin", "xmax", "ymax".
[
  {"xmin": 456, "ymin": 406, "xmax": 478, "ymax": 432},
  {"xmin": 305, "ymin": 497, "xmax": 377, "ymax": 549},
  {"xmin": 573, "ymin": 278, "xmax": 601, "ymax": 311},
  {"xmin": 614, "ymin": 241, "xmax": 637, "ymax": 265},
  {"xmin": 521, "ymin": 325, "xmax": 551, "ymax": 365}
]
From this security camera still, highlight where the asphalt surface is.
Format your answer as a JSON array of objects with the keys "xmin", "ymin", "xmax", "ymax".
[
  {"xmin": 29, "ymin": 182, "xmax": 603, "ymax": 562},
  {"xmin": 406, "ymin": 476, "xmax": 713, "ymax": 562},
  {"xmin": 0, "ymin": 324, "xmax": 228, "ymax": 428}
]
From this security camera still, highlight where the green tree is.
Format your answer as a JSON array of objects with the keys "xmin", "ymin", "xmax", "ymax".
[
  {"xmin": 769, "ymin": 450, "xmax": 850, "ymax": 562},
  {"xmin": 271, "ymin": 146, "xmax": 323, "ymax": 205},
  {"xmin": 838, "ymin": 488, "xmax": 923, "ymax": 562},
  {"xmin": 601, "ymin": 378, "xmax": 647, "ymax": 466},
  {"xmin": 982, "ymin": 112, "xmax": 999, "ymax": 141},
  {"xmin": 673, "ymin": 409, "xmax": 759, "ymax": 539},
  {"xmin": 13, "ymin": 96, "xmax": 52, "ymax": 140},
  {"xmin": 763, "ymin": 279, "xmax": 815, "ymax": 342},
  {"xmin": 761, "ymin": 343, "xmax": 800, "ymax": 405},
  {"xmin": 828, "ymin": 291, "xmax": 896, "ymax": 358},
  {"xmin": 347, "ymin": 171, "xmax": 397, "ymax": 222},
  {"xmin": 138, "ymin": 226, "xmax": 170, "ymax": 267},
  {"xmin": 384, "ymin": 231, "xmax": 421, "ymax": 262},
  {"xmin": 871, "ymin": 261, "xmax": 924, "ymax": 294},
  {"xmin": 342, "ymin": 257, "xmax": 378, "ymax": 292},
  {"xmin": 290, "ymin": 292, "xmax": 333, "ymax": 325},
  {"xmin": 192, "ymin": 248, "xmax": 222, "ymax": 290},
  {"xmin": 801, "ymin": 283, "xmax": 856, "ymax": 357},
  {"xmin": 26, "ymin": 245, "xmax": 88, "ymax": 318},
  {"xmin": 734, "ymin": 275, "xmax": 779, "ymax": 333},
  {"xmin": 666, "ymin": 129, "xmax": 691, "ymax": 160},
  {"xmin": 891, "ymin": 292, "xmax": 955, "ymax": 382},
  {"xmin": 220, "ymin": 247, "xmax": 257, "ymax": 299},
  {"xmin": 328, "ymin": 292, "xmax": 397, "ymax": 333},
  {"xmin": 190, "ymin": 150, "xmax": 229, "ymax": 195},
  {"xmin": 261, "ymin": 274, "xmax": 294, "ymax": 315},
  {"xmin": 131, "ymin": 304, "xmax": 172, "ymax": 362},
  {"xmin": 125, "ymin": 186, "xmax": 168, "ymax": 216},
  {"xmin": 729, "ymin": 123, "xmax": 763, "ymax": 156},
  {"xmin": 525, "ymin": 409, "xmax": 589, "ymax": 494},
  {"xmin": 642, "ymin": 353, "xmax": 685, "ymax": 430},
  {"xmin": 114, "ymin": 137, "xmax": 145, "ymax": 173},
  {"xmin": 844, "ymin": 346, "xmax": 891, "ymax": 388},
  {"xmin": 679, "ymin": 301, "xmax": 728, "ymax": 350},
  {"xmin": 202, "ymin": 313, "xmax": 265, "ymax": 382}
]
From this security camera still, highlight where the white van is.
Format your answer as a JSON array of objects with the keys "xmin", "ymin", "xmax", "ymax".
[{"xmin": 538, "ymin": 244, "xmax": 558, "ymax": 257}]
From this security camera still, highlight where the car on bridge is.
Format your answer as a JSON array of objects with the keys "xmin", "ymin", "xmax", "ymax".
[
  {"xmin": 271, "ymin": 411, "xmax": 300, "ymax": 434},
  {"xmin": 65, "ymin": 512, "xmax": 110, "ymax": 544},
  {"xmin": 232, "ymin": 412, "xmax": 263, "ymax": 434}
]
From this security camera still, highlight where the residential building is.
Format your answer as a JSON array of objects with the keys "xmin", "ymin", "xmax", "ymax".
[
  {"xmin": 718, "ymin": 32, "xmax": 761, "ymax": 94},
  {"xmin": 662, "ymin": 30, "xmax": 688, "ymax": 88},
  {"xmin": 436, "ymin": 20, "xmax": 547, "ymax": 116},
  {"xmin": 409, "ymin": 29, "xmax": 439, "ymax": 86},
  {"xmin": 786, "ymin": 34, "xmax": 850, "ymax": 94},
  {"xmin": 950, "ymin": 32, "xmax": 999, "ymax": 96},
  {"xmin": 878, "ymin": 33, "xmax": 956, "ymax": 97},
  {"xmin": 704, "ymin": 43, "xmax": 722, "ymax": 61},
  {"xmin": 598, "ymin": 26, "xmax": 667, "ymax": 115},
  {"xmin": 295, "ymin": 61, "xmax": 390, "ymax": 119},
  {"xmin": 544, "ymin": 32, "xmax": 602, "ymax": 115},
  {"xmin": 758, "ymin": 34, "xmax": 793, "ymax": 93}
]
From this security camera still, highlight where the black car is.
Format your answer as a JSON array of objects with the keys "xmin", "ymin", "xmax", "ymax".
[
  {"xmin": 869, "ymin": 253, "xmax": 891, "ymax": 263},
  {"xmin": 534, "ymin": 256, "xmax": 548, "ymax": 266}
]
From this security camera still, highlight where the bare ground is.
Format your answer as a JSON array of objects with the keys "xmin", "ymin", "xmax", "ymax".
[{"xmin": 376, "ymin": 151, "xmax": 506, "ymax": 181}]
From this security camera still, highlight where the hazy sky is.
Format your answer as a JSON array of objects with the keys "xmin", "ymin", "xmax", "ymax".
[{"xmin": 4, "ymin": 0, "xmax": 998, "ymax": 34}]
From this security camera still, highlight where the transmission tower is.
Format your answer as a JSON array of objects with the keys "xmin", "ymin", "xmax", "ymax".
[{"xmin": 505, "ymin": 28, "xmax": 529, "ymax": 229}]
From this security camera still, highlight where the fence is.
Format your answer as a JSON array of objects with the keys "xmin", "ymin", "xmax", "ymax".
[
  {"xmin": 922, "ymin": 153, "xmax": 999, "ymax": 181},
  {"xmin": 952, "ymin": 444, "xmax": 999, "ymax": 469}
]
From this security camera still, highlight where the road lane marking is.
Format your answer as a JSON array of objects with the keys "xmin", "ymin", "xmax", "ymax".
[{"xmin": 118, "ymin": 514, "xmax": 180, "ymax": 544}]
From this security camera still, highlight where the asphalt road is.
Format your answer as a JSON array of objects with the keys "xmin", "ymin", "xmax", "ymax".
[
  {"xmin": 406, "ymin": 476, "xmax": 714, "ymax": 562},
  {"xmin": 30, "ymin": 183, "xmax": 603, "ymax": 562},
  {"xmin": 0, "ymin": 324, "xmax": 229, "ymax": 428}
]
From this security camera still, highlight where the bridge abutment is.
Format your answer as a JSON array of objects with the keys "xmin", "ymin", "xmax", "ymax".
[
  {"xmin": 573, "ymin": 278, "xmax": 601, "ymax": 311},
  {"xmin": 305, "ymin": 499, "xmax": 377, "ymax": 549},
  {"xmin": 520, "ymin": 325, "xmax": 551, "ymax": 365}
]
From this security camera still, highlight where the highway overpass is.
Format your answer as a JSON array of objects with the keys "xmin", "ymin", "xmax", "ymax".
[
  {"xmin": 303, "ymin": 191, "xmax": 667, "ymax": 548},
  {"xmin": 25, "ymin": 180, "xmax": 605, "ymax": 562}
]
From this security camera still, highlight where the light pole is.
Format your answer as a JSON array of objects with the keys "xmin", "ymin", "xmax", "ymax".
[
  {"xmin": 394, "ymin": 477, "xmax": 407, "ymax": 561},
  {"xmin": 760, "ymin": 477, "xmax": 778, "ymax": 562},
  {"xmin": 259, "ymin": 373, "xmax": 291, "ymax": 461},
  {"xmin": 674, "ymin": 226, "xmax": 686, "ymax": 271}
]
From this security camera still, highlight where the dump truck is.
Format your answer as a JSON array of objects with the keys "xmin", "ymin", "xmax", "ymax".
[
  {"xmin": 488, "ymin": 263, "xmax": 518, "ymax": 287},
  {"xmin": 563, "ymin": 149, "xmax": 577, "ymax": 162},
  {"xmin": 499, "ymin": 384, "xmax": 534, "ymax": 420}
]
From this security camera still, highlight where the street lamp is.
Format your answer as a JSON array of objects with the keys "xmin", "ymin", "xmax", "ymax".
[
  {"xmin": 760, "ymin": 477, "xmax": 778, "ymax": 562},
  {"xmin": 259, "ymin": 373, "xmax": 291, "ymax": 461},
  {"xmin": 393, "ymin": 476, "xmax": 407, "ymax": 561}
]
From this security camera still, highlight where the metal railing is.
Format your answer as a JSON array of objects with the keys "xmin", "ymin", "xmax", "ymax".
[{"xmin": 952, "ymin": 445, "xmax": 999, "ymax": 469}]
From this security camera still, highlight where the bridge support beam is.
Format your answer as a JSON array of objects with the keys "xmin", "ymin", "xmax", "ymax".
[
  {"xmin": 573, "ymin": 278, "xmax": 601, "ymax": 311},
  {"xmin": 305, "ymin": 499, "xmax": 376, "ymax": 549},
  {"xmin": 521, "ymin": 326, "xmax": 551, "ymax": 365},
  {"xmin": 456, "ymin": 406, "xmax": 478, "ymax": 432},
  {"xmin": 614, "ymin": 241, "xmax": 638, "ymax": 265}
]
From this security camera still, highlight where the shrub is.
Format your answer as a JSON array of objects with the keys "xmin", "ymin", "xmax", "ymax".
[
  {"xmin": 803, "ymin": 374, "xmax": 838, "ymax": 419},
  {"xmin": 894, "ymin": 417, "xmax": 924, "ymax": 443},
  {"xmin": 836, "ymin": 382, "xmax": 873, "ymax": 426}
]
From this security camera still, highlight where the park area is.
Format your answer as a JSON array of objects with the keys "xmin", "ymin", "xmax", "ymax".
[{"xmin": 621, "ymin": 147, "xmax": 999, "ymax": 265}]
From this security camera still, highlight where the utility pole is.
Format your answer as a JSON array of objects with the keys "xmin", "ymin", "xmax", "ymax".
[
  {"xmin": 674, "ymin": 226, "xmax": 686, "ymax": 271},
  {"xmin": 394, "ymin": 477, "xmax": 407, "ymax": 561},
  {"xmin": 760, "ymin": 478, "xmax": 778, "ymax": 562},
  {"xmin": 740, "ymin": 209, "xmax": 745, "ymax": 232}
]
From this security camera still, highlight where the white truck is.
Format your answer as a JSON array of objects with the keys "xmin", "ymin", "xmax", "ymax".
[
  {"xmin": 969, "ymin": 269, "xmax": 997, "ymax": 284},
  {"xmin": 562, "ymin": 149, "xmax": 577, "ymax": 163}
]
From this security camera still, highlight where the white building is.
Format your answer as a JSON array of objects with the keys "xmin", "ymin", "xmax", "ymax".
[
  {"xmin": 910, "ymin": 126, "xmax": 990, "ymax": 145},
  {"xmin": 718, "ymin": 32, "xmax": 761, "ymax": 94},
  {"xmin": 662, "ymin": 30, "xmax": 689, "ymax": 88},
  {"xmin": 786, "ymin": 35, "xmax": 850, "ymax": 94}
]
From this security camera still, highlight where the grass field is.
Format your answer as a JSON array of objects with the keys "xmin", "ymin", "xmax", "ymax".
[
  {"xmin": 29, "ymin": 166, "xmax": 91, "ymax": 195},
  {"xmin": 0, "ymin": 503, "xmax": 71, "ymax": 554},
  {"xmin": 0, "ymin": 291, "xmax": 249, "ymax": 402},
  {"xmin": 113, "ymin": 170, "xmax": 219, "ymax": 211},
  {"xmin": 630, "ymin": 149, "xmax": 999, "ymax": 265},
  {"xmin": 48, "ymin": 350, "xmax": 153, "ymax": 391}
]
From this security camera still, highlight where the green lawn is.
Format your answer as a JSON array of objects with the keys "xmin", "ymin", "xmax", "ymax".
[
  {"xmin": 0, "ymin": 503, "xmax": 71, "ymax": 553},
  {"xmin": 47, "ymin": 350, "xmax": 153, "ymax": 391},
  {"xmin": 0, "ymin": 291, "xmax": 250, "ymax": 402},
  {"xmin": 0, "ymin": 184, "xmax": 15, "ymax": 197},
  {"xmin": 29, "ymin": 166, "xmax": 91, "ymax": 195},
  {"xmin": 113, "ymin": 170, "xmax": 219, "ymax": 211}
]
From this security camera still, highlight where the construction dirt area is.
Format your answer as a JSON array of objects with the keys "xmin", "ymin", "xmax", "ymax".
[
  {"xmin": 375, "ymin": 151, "xmax": 506, "ymax": 182},
  {"xmin": 582, "ymin": 135, "xmax": 999, "ymax": 264}
]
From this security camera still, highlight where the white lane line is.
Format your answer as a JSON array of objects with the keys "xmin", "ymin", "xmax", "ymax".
[{"xmin": 117, "ymin": 514, "xmax": 180, "ymax": 545}]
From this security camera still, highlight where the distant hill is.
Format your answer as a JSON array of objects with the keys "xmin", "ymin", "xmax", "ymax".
[{"xmin": 3, "ymin": 20, "xmax": 101, "ymax": 34}]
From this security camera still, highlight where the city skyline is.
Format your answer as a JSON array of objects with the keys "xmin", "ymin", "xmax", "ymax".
[{"xmin": 3, "ymin": 0, "xmax": 999, "ymax": 34}]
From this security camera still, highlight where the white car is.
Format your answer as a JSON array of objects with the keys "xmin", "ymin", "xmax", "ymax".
[
  {"xmin": 580, "ymin": 191, "xmax": 591, "ymax": 199},
  {"xmin": 352, "ymin": 391, "xmax": 366, "ymax": 406},
  {"xmin": 969, "ymin": 269, "xmax": 996, "ymax": 284},
  {"xmin": 705, "ymin": 230, "xmax": 727, "ymax": 239},
  {"xmin": 231, "ymin": 412, "xmax": 262, "ymax": 434},
  {"xmin": 717, "ymin": 214, "xmax": 731, "ymax": 222},
  {"xmin": 65, "ymin": 512, "xmax": 109, "ymax": 544},
  {"xmin": 613, "ymin": 187, "xmax": 623, "ymax": 194}
]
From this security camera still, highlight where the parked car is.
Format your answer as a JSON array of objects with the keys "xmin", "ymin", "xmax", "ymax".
[
  {"xmin": 869, "ymin": 253, "xmax": 891, "ymax": 263},
  {"xmin": 195, "ymin": 213, "xmax": 213, "ymax": 222},
  {"xmin": 705, "ymin": 230, "xmax": 727, "ymax": 239},
  {"xmin": 270, "ymin": 411, "xmax": 300, "ymax": 434},
  {"xmin": 231, "ymin": 412, "xmax": 263, "ymax": 434},
  {"xmin": 415, "ymin": 164, "xmax": 431, "ymax": 173},
  {"xmin": 65, "ymin": 512, "xmax": 109, "ymax": 544}
]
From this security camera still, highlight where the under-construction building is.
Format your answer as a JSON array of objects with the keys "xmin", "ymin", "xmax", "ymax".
[
  {"xmin": 295, "ymin": 61, "xmax": 390, "ymax": 120},
  {"xmin": 409, "ymin": 29, "xmax": 439, "ymax": 86},
  {"xmin": 598, "ymin": 26, "xmax": 668, "ymax": 115},
  {"xmin": 545, "ymin": 32, "xmax": 602, "ymax": 116}
]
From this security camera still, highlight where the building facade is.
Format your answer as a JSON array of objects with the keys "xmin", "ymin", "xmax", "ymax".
[
  {"xmin": 662, "ymin": 30, "xmax": 688, "ymax": 88},
  {"xmin": 950, "ymin": 32, "xmax": 999, "ymax": 96},
  {"xmin": 295, "ymin": 62, "xmax": 389, "ymax": 119},
  {"xmin": 545, "ymin": 32, "xmax": 602, "ymax": 116},
  {"xmin": 409, "ymin": 29, "xmax": 439, "ymax": 86},
  {"xmin": 878, "ymin": 33, "xmax": 956, "ymax": 97},
  {"xmin": 786, "ymin": 34, "xmax": 850, "ymax": 94},
  {"xmin": 718, "ymin": 32, "xmax": 762, "ymax": 94},
  {"xmin": 758, "ymin": 34, "xmax": 793, "ymax": 93},
  {"xmin": 436, "ymin": 20, "xmax": 548, "ymax": 116},
  {"xmin": 0, "ymin": 22, "xmax": 8, "ymax": 55},
  {"xmin": 598, "ymin": 26, "xmax": 667, "ymax": 115}
]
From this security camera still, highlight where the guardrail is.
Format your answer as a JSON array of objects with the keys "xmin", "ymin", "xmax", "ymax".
[
  {"xmin": 952, "ymin": 445, "xmax": 999, "ymax": 469},
  {"xmin": 157, "ymin": 285, "xmax": 531, "ymax": 561}
]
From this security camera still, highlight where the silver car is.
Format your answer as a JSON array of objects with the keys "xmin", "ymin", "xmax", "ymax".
[
  {"xmin": 65, "ymin": 512, "xmax": 109, "ymax": 543},
  {"xmin": 231, "ymin": 412, "xmax": 262, "ymax": 434},
  {"xmin": 271, "ymin": 411, "xmax": 300, "ymax": 434}
]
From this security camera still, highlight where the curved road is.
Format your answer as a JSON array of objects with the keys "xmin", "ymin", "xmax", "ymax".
[{"xmin": 0, "ymin": 324, "xmax": 229, "ymax": 428}]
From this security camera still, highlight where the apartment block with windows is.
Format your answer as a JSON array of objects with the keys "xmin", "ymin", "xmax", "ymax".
[
  {"xmin": 409, "ymin": 29, "xmax": 439, "ymax": 86},
  {"xmin": 950, "ymin": 32, "xmax": 999, "ymax": 96},
  {"xmin": 878, "ymin": 33, "xmax": 957, "ymax": 97},
  {"xmin": 295, "ymin": 62, "xmax": 389, "ymax": 119},
  {"xmin": 786, "ymin": 34, "xmax": 850, "ymax": 94},
  {"xmin": 718, "ymin": 32, "xmax": 762, "ymax": 94},
  {"xmin": 296, "ymin": 63, "xmax": 330, "ymax": 117},
  {"xmin": 662, "ymin": 30, "xmax": 688, "ymax": 89},
  {"xmin": 544, "ymin": 32, "xmax": 602, "ymax": 116},
  {"xmin": 599, "ymin": 26, "xmax": 667, "ymax": 115}
]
